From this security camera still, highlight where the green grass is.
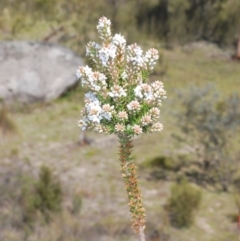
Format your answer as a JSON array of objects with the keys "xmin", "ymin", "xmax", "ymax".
[{"xmin": 161, "ymin": 46, "xmax": 240, "ymax": 96}]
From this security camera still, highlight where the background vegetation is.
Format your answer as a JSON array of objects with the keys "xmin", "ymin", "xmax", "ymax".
[
  {"xmin": 1, "ymin": 0, "xmax": 240, "ymax": 55},
  {"xmin": 166, "ymin": 179, "xmax": 202, "ymax": 228},
  {"xmin": 0, "ymin": 0, "xmax": 240, "ymax": 241}
]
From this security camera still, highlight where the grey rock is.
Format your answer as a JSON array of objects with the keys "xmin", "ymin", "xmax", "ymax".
[{"xmin": 0, "ymin": 41, "xmax": 84, "ymax": 102}]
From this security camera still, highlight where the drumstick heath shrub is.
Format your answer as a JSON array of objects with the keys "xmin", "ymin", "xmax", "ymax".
[{"xmin": 76, "ymin": 16, "xmax": 166, "ymax": 241}]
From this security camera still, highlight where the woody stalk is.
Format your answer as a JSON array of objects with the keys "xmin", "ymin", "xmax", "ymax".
[{"xmin": 76, "ymin": 17, "xmax": 166, "ymax": 241}]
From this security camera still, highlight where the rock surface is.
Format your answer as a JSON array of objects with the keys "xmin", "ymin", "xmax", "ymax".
[{"xmin": 0, "ymin": 41, "xmax": 84, "ymax": 102}]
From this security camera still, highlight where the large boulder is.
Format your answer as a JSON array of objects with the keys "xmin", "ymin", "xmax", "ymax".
[{"xmin": 0, "ymin": 41, "xmax": 84, "ymax": 103}]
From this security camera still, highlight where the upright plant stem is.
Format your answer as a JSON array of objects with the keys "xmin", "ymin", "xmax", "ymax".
[{"xmin": 118, "ymin": 134, "xmax": 146, "ymax": 241}]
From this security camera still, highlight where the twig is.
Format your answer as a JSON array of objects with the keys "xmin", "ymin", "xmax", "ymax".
[{"xmin": 42, "ymin": 26, "xmax": 64, "ymax": 42}]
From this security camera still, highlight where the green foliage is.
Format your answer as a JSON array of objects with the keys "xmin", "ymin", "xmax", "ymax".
[
  {"xmin": 0, "ymin": 0, "xmax": 239, "ymax": 55},
  {"xmin": 136, "ymin": 0, "xmax": 240, "ymax": 46},
  {"xmin": 166, "ymin": 179, "xmax": 202, "ymax": 228},
  {"xmin": 21, "ymin": 165, "xmax": 62, "ymax": 223},
  {"xmin": 34, "ymin": 165, "xmax": 62, "ymax": 213},
  {"xmin": 141, "ymin": 155, "xmax": 187, "ymax": 181},
  {"xmin": 173, "ymin": 85, "xmax": 240, "ymax": 191},
  {"xmin": 143, "ymin": 156, "xmax": 175, "ymax": 170}
]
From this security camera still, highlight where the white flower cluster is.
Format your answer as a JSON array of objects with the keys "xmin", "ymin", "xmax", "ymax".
[
  {"xmin": 109, "ymin": 85, "xmax": 127, "ymax": 98},
  {"xmin": 77, "ymin": 17, "xmax": 166, "ymax": 136},
  {"xmin": 126, "ymin": 44, "xmax": 159, "ymax": 75},
  {"xmin": 97, "ymin": 17, "xmax": 111, "ymax": 41},
  {"xmin": 76, "ymin": 66, "xmax": 107, "ymax": 91},
  {"xmin": 134, "ymin": 81, "xmax": 166, "ymax": 105},
  {"xmin": 79, "ymin": 92, "xmax": 115, "ymax": 131}
]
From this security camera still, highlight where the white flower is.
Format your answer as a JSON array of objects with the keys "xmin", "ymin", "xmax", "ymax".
[
  {"xmin": 128, "ymin": 44, "xmax": 143, "ymax": 58},
  {"xmin": 141, "ymin": 115, "xmax": 152, "ymax": 126},
  {"xmin": 127, "ymin": 44, "xmax": 144, "ymax": 67},
  {"xmin": 77, "ymin": 66, "xmax": 107, "ymax": 91},
  {"xmin": 93, "ymin": 124, "xmax": 104, "ymax": 133},
  {"xmin": 144, "ymin": 48, "xmax": 159, "ymax": 70},
  {"xmin": 97, "ymin": 17, "xmax": 111, "ymax": 40},
  {"xmin": 101, "ymin": 112, "xmax": 112, "ymax": 120},
  {"xmin": 150, "ymin": 122, "xmax": 163, "ymax": 132},
  {"xmin": 87, "ymin": 103, "xmax": 102, "ymax": 123},
  {"xmin": 86, "ymin": 42, "xmax": 101, "ymax": 57},
  {"xmin": 109, "ymin": 85, "xmax": 127, "ymax": 98},
  {"xmin": 82, "ymin": 65, "xmax": 92, "ymax": 75},
  {"xmin": 92, "ymin": 71, "xmax": 107, "ymax": 90},
  {"xmin": 102, "ymin": 104, "xmax": 114, "ymax": 112},
  {"xmin": 133, "ymin": 125, "xmax": 142, "ymax": 135},
  {"xmin": 99, "ymin": 44, "xmax": 117, "ymax": 66},
  {"xmin": 121, "ymin": 71, "xmax": 128, "ymax": 80},
  {"xmin": 151, "ymin": 81, "xmax": 166, "ymax": 99},
  {"xmin": 84, "ymin": 94, "xmax": 103, "ymax": 124},
  {"xmin": 134, "ymin": 85, "xmax": 143, "ymax": 98},
  {"xmin": 149, "ymin": 107, "xmax": 160, "ymax": 120},
  {"xmin": 76, "ymin": 65, "xmax": 92, "ymax": 80},
  {"xmin": 76, "ymin": 69, "xmax": 81, "ymax": 79},
  {"xmin": 78, "ymin": 116, "xmax": 89, "ymax": 130},
  {"xmin": 127, "ymin": 100, "xmax": 141, "ymax": 111},
  {"xmin": 85, "ymin": 92, "xmax": 98, "ymax": 103},
  {"xmin": 115, "ymin": 123, "xmax": 125, "ymax": 132},
  {"xmin": 112, "ymin": 34, "xmax": 126, "ymax": 46},
  {"xmin": 134, "ymin": 84, "xmax": 153, "ymax": 101},
  {"xmin": 118, "ymin": 111, "xmax": 128, "ymax": 120},
  {"xmin": 101, "ymin": 104, "xmax": 114, "ymax": 121}
]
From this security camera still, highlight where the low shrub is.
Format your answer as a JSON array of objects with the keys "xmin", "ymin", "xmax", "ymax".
[
  {"xmin": 141, "ymin": 155, "xmax": 186, "ymax": 180},
  {"xmin": 172, "ymin": 85, "xmax": 240, "ymax": 191},
  {"xmin": 21, "ymin": 165, "xmax": 62, "ymax": 223},
  {"xmin": 143, "ymin": 156, "xmax": 183, "ymax": 172},
  {"xmin": 166, "ymin": 179, "xmax": 202, "ymax": 228}
]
